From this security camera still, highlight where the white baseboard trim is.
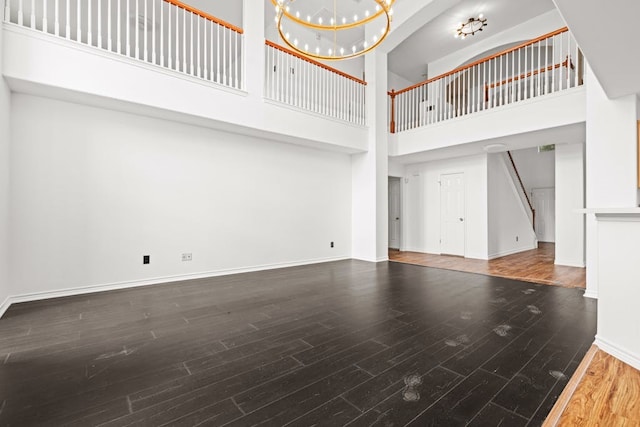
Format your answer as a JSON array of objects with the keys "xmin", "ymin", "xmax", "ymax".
[
  {"xmin": 0, "ymin": 256, "xmax": 350, "ymax": 319},
  {"xmin": 595, "ymin": 335, "xmax": 640, "ymax": 372},
  {"xmin": 376, "ymin": 256, "xmax": 389, "ymax": 262},
  {"xmin": 488, "ymin": 244, "xmax": 537, "ymax": 260},
  {"xmin": 0, "ymin": 295, "xmax": 10, "ymax": 319},
  {"xmin": 583, "ymin": 289, "xmax": 598, "ymax": 299},
  {"xmin": 554, "ymin": 259, "xmax": 586, "ymax": 268}
]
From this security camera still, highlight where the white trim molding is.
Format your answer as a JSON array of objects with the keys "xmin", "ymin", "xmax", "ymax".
[
  {"xmin": 0, "ymin": 256, "xmax": 350, "ymax": 319},
  {"xmin": 595, "ymin": 335, "xmax": 640, "ymax": 372}
]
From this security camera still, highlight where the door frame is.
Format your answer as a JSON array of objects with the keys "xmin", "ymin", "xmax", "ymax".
[
  {"xmin": 439, "ymin": 172, "xmax": 466, "ymax": 257},
  {"xmin": 388, "ymin": 176, "xmax": 402, "ymax": 250}
]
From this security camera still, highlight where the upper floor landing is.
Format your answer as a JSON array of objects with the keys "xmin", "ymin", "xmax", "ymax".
[{"xmin": 2, "ymin": 0, "xmax": 588, "ymax": 157}]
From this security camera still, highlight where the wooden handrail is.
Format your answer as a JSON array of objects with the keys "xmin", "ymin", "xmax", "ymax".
[
  {"xmin": 394, "ymin": 27, "xmax": 569, "ymax": 96},
  {"xmin": 163, "ymin": 0, "xmax": 243, "ymax": 34},
  {"xmin": 265, "ymin": 40, "xmax": 367, "ymax": 85},
  {"xmin": 507, "ymin": 151, "xmax": 536, "ymax": 231}
]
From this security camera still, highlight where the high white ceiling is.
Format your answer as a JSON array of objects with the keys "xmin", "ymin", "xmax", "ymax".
[
  {"xmin": 388, "ymin": 0, "xmax": 556, "ymax": 83},
  {"xmin": 553, "ymin": 0, "xmax": 640, "ymax": 99}
]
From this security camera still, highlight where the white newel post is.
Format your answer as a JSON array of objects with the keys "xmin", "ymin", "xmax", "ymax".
[
  {"xmin": 352, "ymin": 48, "xmax": 389, "ymax": 262},
  {"xmin": 242, "ymin": 0, "xmax": 263, "ymax": 97}
]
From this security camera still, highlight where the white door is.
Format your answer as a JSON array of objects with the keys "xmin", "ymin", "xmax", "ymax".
[
  {"xmin": 440, "ymin": 173, "xmax": 465, "ymax": 256},
  {"xmin": 532, "ymin": 188, "xmax": 555, "ymax": 242},
  {"xmin": 388, "ymin": 178, "xmax": 401, "ymax": 249}
]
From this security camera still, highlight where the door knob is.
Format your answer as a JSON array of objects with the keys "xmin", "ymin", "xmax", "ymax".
[
  {"xmin": 459, "ymin": 218, "xmax": 464, "ymax": 222},
  {"xmin": 395, "ymin": 217, "xmax": 400, "ymax": 220}
]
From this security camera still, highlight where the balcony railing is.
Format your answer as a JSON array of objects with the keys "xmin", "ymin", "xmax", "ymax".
[
  {"xmin": 3, "ymin": 0, "xmax": 244, "ymax": 90},
  {"xmin": 389, "ymin": 27, "xmax": 584, "ymax": 133},
  {"xmin": 265, "ymin": 40, "xmax": 367, "ymax": 126}
]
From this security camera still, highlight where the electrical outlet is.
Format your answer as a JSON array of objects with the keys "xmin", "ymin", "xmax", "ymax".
[
  {"xmin": 330, "ymin": 241, "xmax": 334, "ymax": 248},
  {"xmin": 143, "ymin": 255, "xmax": 150, "ymax": 264},
  {"xmin": 182, "ymin": 253, "xmax": 192, "ymax": 262}
]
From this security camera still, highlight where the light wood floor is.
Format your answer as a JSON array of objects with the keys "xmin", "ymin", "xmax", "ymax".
[
  {"xmin": 545, "ymin": 346, "xmax": 640, "ymax": 426},
  {"xmin": 389, "ymin": 242, "xmax": 586, "ymax": 289}
]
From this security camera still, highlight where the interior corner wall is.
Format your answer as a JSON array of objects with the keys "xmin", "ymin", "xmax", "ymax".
[
  {"xmin": 0, "ymin": 25, "xmax": 10, "ymax": 312},
  {"xmin": 509, "ymin": 147, "xmax": 555, "ymax": 196},
  {"xmin": 487, "ymin": 154, "xmax": 537, "ymax": 259},
  {"xmin": 554, "ymin": 142, "xmax": 585, "ymax": 267},
  {"xmin": 404, "ymin": 154, "xmax": 488, "ymax": 259},
  {"xmin": 9, "ymin": 94, "xmax": 352, "ymax": 299}
]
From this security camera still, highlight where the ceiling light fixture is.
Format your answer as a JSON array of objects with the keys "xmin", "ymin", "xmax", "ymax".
[
  {"xmin": 272, "ymin": 0, "xmax": 395, "ymax": 61},
  {"xmin": 455, "ymin": 14, "xmax": 487, "ymax": 39}
]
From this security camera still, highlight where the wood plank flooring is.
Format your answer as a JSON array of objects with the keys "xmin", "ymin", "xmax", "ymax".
[
  {"xmin": 0, "ymin": 260, "xmax": 596, "ymax": 426},
  {"xmin": 389, "ymin": 243, "xmax": 586, "ymax": 289},
  {"xmin": 546, "ymin": 346, "xmax": 640, "ymax": 426}
]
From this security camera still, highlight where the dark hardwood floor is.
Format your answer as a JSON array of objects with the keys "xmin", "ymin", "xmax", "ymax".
[{"xmin": 0, "ymin": 260, "xmax": 596, "ymax": 426}]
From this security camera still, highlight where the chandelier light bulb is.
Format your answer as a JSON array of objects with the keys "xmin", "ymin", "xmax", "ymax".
[{"xmin": 271, "ymin": 0, "xmax": 396, "ymax": 60}]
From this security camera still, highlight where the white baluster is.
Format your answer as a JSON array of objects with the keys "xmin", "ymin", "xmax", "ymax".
[
  {"xmin": 196, "ymin": 16, "xmax": 200, "ymax": 77},
  {"xmin": 116, "ymin": 0, "xmax": 122, "ymax": 55},
  {"xmin": 117, "ymin": 0, "xmax": 121, "ymax": 54},
  {"xmin": 4, "ymin": 0, "xmax": 10, "ymax": 25},
  {"xmin": 53, "ymin": 0, "xmax": 59, "ymax": 35},
  {"xmin": 182, "ymin": 8, "xmax": 186, "ymax": 72},
  {"xmin": 209, "ymin": 20, "xmax": 214, "ymax": 81},
  {"xmin": 158, "ymin": 0, "xmax": 163, "ymax": 66},
  {"xmin": 189, "ymin": 12, "xmax": 193, "ymax": 75},
  {"xmin": 18, "ymin": 0, "xmax": 23, "ymax": 26},
  {"xmin": 167, "ymin": 2, "xmax": 172, "ymax": 68},
  {"xmin": 97, "ymin": 0, "xmax": 101, "ymax": 48},
  {"xmin": 87, "ymin": 0, "xmax": 91, "ymax": 45},
  {"xmin": 234, "ymin": 31, "xmax": 239, "ymax": 89},
  {"xmin": 30, "ymin": 0, "xmax": 35, "ymax": 28},
  {"xmin": 65, "ymin": 0, "xmax": 70, "ymax": 39},
  {"xmin": 126, "ymin": 0, "xmax": 130, "ymax": 55},
  {"xmin": 151, "ymin": 0, "xmax": 156, "ymax": 63},
  {"xmin": 134, "ymin": 0, "xmax": 138, "ymax": 58},
  {"xmin": 175, "ymin": 5, "xmax": 180, "ymax": 70},
  {"xmin": 107, "ymin": 0, "xmax": 111, "ymax": 50},
  {"xmin": 143, "ymin": 0, "xmax": 147, "ymax": 61},
  {"xmin": 76, "ymin": 0, "xmax": 81, "ymax": 42},
  {"xmin": 43, "ymin": 0, "xmax": 48, "ymax": 33}
]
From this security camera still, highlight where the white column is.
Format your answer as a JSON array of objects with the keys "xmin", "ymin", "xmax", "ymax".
[
  {"xmin": 0, "ymin": 23, "xmax": 11, "ymax": 315},
  {"xmin": 351, "ymin": 48, "xmax": 389, "ymax": 262},
  {"xmin": 554, "ymin": 142, "xmax": 585, "ymax": 267},
  {"xmin": 242, "ymin": 0, "xmax": 264, "ymax": 98},
  {"xmin": 584, "ymin": 65, "xmax": 639, "ymax": 299}
]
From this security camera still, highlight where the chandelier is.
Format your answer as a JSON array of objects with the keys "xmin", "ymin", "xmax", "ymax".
[
  {"xmin": 271, "ymin": 0, "xmax": 396, "ymax": 61},
  {"xmin": 455, "ymin": 14, "xmax": 487, "ymax": 39}
]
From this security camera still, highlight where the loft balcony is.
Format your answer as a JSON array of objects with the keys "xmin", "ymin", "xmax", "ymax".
[
  {"xmin": 2, "ymin": 1, "xmax": 588, "ymax": 155},
  {"xmin": 1, "ymin": 0, "xmax": 368, "ymax": 153},
  {"xmin": 388, "ymin": 27, "xmax": 587, "ymax": 158}
]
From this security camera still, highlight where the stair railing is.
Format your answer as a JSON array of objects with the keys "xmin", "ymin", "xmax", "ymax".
[{"xmin": 507, "ymin": 151, "xmax": 535, "ymax": 231}]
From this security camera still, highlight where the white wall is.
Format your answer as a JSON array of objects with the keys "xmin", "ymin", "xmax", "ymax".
[
  {"xmin": 404, "ymin": 154, "xmax": 488, "ymax": 259},
  {"xmin": 0, "ymin": 23, "xmax": 11, "ymax": 314},
  {"xmin": 509, "ymin": 147, "xmax": 555, "ymax": 196},
  {"xmin": 3, "ymin": 27, "xmax": 368, "ymax": 154},
  {"xmin": 388, "ymin": 71, "xmax": 414, "ymax": 92},
  {"xmin": 9, "ymin": 94, "xmax": 352, "ymax": 298},
  {"xmin": 595, "ymin": 214, "xmax": 640, "ymax": 371},
  {"xmin": 487, "ymin": 154, "xmax": 537, "ymax": 259},
  {"xmin": 555, "ymin": 142, "xmax": 584, "ymax": 267},
  {"xmin": 388, "ymin": 158, "xmax": 405, "ymax": 178},
  {"xmin": 584, "ymin": 66, "xmax": 638, "ymax": 298},
  {"xmin": 428, "ymin": 10, "xmax": 566, "ymax": 77}
]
